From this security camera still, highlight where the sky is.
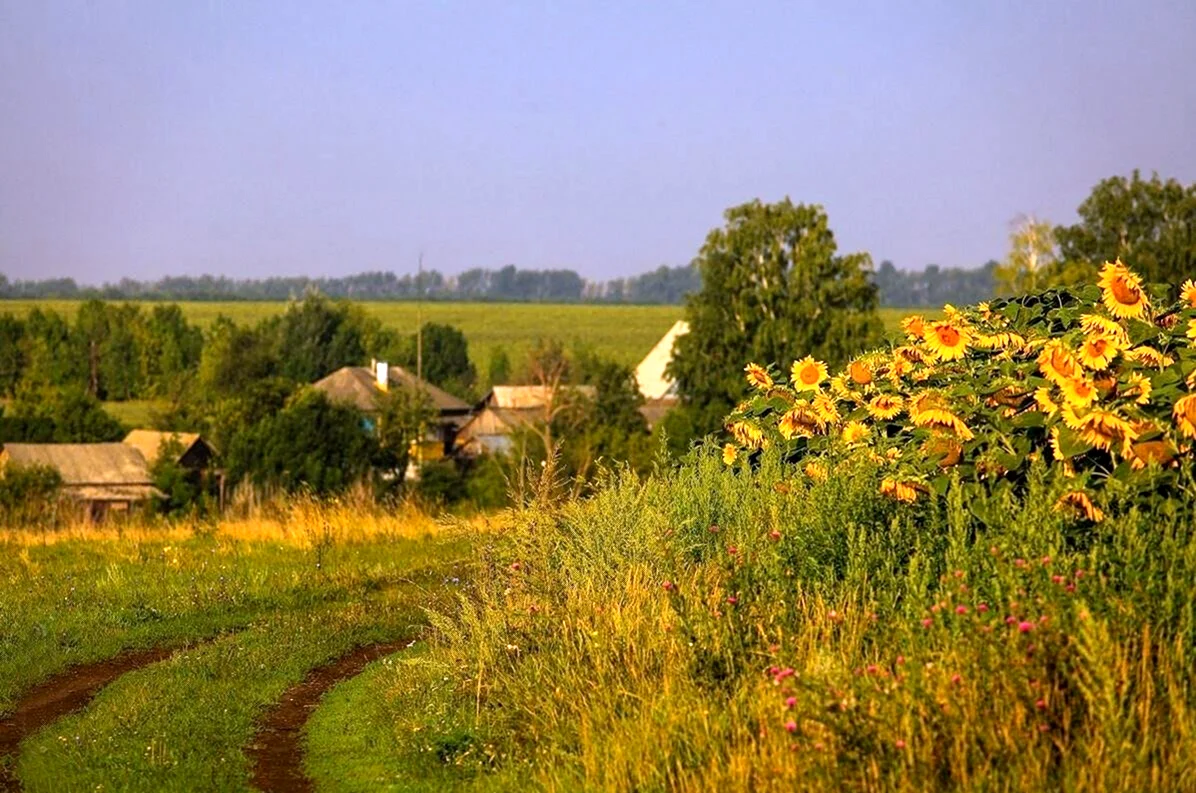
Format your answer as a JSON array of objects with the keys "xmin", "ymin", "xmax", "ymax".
[{"xmin": 1, "ymin": 1, "xmax": 1194, "ymax": 284}]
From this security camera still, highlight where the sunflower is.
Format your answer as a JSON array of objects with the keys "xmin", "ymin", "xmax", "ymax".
[
  {"xmin": 1187, "ymin": 321, "xmax": 1196, "ymax": 342},
  {"xmin": 1098, "ymin": 260, "xmax": 1149, "ymax": 320},
  {"xmin": 840, "ymin": 420, "xmax": 870, "ymax": 445},
  {"xmin": 1055, "ymin": 491, "xmax": 1104, "ymax": 523},
  {"xmin": 1034, "ymin": 387, "xmax": 1059, "ymax": 416},
  {"xmin": 1066, "ymin": 407, "xmax": 1139, "ymax": 455},
  {"xmin": 791, "ymin": 357, "xmax": 828, "ymax": 391},
  {"xmin": 1059, "ymin": 377, "xmax": 1099, "ymax": 408},
  {"xmin": 1079, "ymin": 314, "xmax": 1128, "ymax": 343},
  {"xmin": 972, "ymin": 331, "xmax": 1027, "ymax": 352},
  {"xmin": 901, "ymin": 315, "xmax": 926, "ymax": 340},
  {"xmin": 866, "ymin": 394, "xmax": 904, "ymax": 420},
  {"xmin": 1123, "ymin": 372, "xmax": 1152, "ymax": 405},
  {"xmin": 880, "ymin": 478, "xmax": 921, "ymax": 504},
  {"xmin": 1128, "ymin": 438, "xmax": 1176, "ymax": 470},
  {"xmin": 847, "ymin": 358, "xmax": 873, "ymax": 386},
  {"xmin": 1078, "ymin": 333, "xmax": 1120, "ymax": 370},
  {"xmin": 1174, "ymin": 394, "xmax": 1196, "ymax": 438},
  {"xmin": 778, "ymin": 404, "xmax": 824, "ymax": 440},
  {"xmin": 1125, "ymin": 346, "xmax": 1175, "ymax": 369},
  {"xmin": 922, "ymin": 435, "xmax": 963, "ymax": 467},
  {"xmin": 1037, "ymin": 342, "xmax": 1084, "ymax": 386},
  {"xmin": 744, "ymin": 363, "xmax": 773, "ymax": 390},
  {"xmin": 911, "ymin": 407, "xmax": 975, "ymax": 440},
  {"xmin": 729, "ymin": 420, "xmax": 765, "ymax": 449},
  {"xmin": 722, "ymin": 444, "xmax": 737, "ymax": 465},
  {"xmin": 804, "ymin": 462, "xmax": 829, "ymax": 483},
  {"xmin": 812, "ymin": 393, "xmax": 841, "ymax": 424},
  {"xmin": 1182, "ymin": 279, "xmax": 1196, "ymax": 308},
  {"xmin": 1048, "ymin": 426, "xmax": 1088, "ymax": 460},
  {"xmin": 922, "ymin": 320, "xmax": 971, "ymax": 361}
]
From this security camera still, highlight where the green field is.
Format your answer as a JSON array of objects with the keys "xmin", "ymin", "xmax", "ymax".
[{"xmin": 0, "ymin": 300, "xmax": 920, "ymax": 380}]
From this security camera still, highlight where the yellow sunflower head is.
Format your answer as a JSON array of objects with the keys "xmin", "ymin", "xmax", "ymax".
[
  {"xmin": 722, "ymin": 443, "xmax": 738, "ymax": 465},
  {"xmin": 880, "ymin": 478, "xmax": 921, "ymax": 504},
  {"xmin": 729, "ymin": 420, "xmax": 765, "ymax": 449},
  {"xmin": 1055, "ymin": 491, "xmax": 1104, "ymax": 523},
  {"xmin": 1182, "ymin": 279, "xmax": 1196, "ymax": 308},
  {"xmin": 866, "ymin": 394, "xmax": 904, "ymax": 420},
  {"xmin": 790, "ymin": 357, "xmax": 828, "ymax": 391},
  {"xmin": 744, "ymin": 362, "xmax": 773, "ymax": 390},
  {"xmin": 804, "ymin": 461, "xmax": 829, "ymax": 483},
  {"xmin": 847, "ymin": 358, "xmax": 873, "ymax": 386},
  {"xmin": 840, "ymin": 420, "xmax": 870, "ymax": 445},
  {"xmin": 1173, "ymin": 394, "xmax": 1196, "ymax": 439},
  {"xmin": 1059, "ymin": 377, "xmax": 1098, "ymax": 408},
  {"xmin": 1124, "ymin": 372, "xmax": 1152, "ymax": 405},
  {"xmin": 1073, "ymin": 408, "xmax": 1139, "ymax": 455},
  {"xmin": 922, "ymin": 320, "xmax": 971, "ymax": 361},
  {"xmin": 778, "ymin": 404, "xmax": 824, "ymax": 440},
  {"xmin": 812, "ymin": 392, "xmax": 841, "ymax": 424},
  {"xmin": 1034, "ymin": 386, "xmax": 1059, "ymax": 416},
  {"xmin": 1125, "ymin": 346, "xmax": 1174, "ymax": 370},
  {"xmin": 1078, "ymin": 333, "xmax": 1121, "ymax": 370},
  {"xmin": 1079, "ymin": 313, "xmax": 1128, "ymax": 343},
  {"xmin": 1098, "ymin": 260, "xmax": 1149, "ymax": 320},
  {"xmin": 1037, "ymin": 341, "xmax": 1084, "ymax": 386},
  {"xmin": 901, "ymin": 315, "xmax": 926, "ymax": 340}
]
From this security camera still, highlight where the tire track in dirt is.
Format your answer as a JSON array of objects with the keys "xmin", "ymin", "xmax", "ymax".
[
  {"xmin": 0, "ymin": 645, "xmax": 182, "ymax": 792},
  {"xmin": 248, "ymin": 639, "xmax": 413, "ymax": 793}
]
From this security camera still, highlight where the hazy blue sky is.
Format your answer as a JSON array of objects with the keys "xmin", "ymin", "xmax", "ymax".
[{"xmin": 1, "ymin": 1, "xmax": 1194, "ymax": 284}]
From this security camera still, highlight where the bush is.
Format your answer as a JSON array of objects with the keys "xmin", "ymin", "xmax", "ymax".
[{"xmin": 0, "ymin": 463, "xmax": 62, "ymax": 526}]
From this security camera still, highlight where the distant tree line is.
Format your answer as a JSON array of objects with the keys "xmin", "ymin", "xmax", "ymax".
[
  {"xmin": 2, "ymin": 261, "xmax": 990, "ymax": 308},
  {"xmin": 0, "ymin": 264, "xmax": 704, "ymax": 305}
]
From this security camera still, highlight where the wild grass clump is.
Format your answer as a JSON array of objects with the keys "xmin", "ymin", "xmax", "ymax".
[{"xmin": 380, "ymin": 444, "xmax": 1196, "ymax": 791}]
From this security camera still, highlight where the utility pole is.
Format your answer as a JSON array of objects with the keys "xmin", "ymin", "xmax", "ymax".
[{"xmin": 416, "ymin": 251, "xmax": 425, "ymax": 468}]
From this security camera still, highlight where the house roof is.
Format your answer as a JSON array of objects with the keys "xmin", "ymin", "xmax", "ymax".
[
  {"xmin": 635, "ymin": 320, "xmax": 689, "ymax": 400},
  {"xmin": 1, "ymin": 443, "xmax": 157, "ymax": 496},
  {"xmin": 123, "ymin": 430, "xmax": 212, "ymax": 467},
  {"xmin": 483, "ymin": 384, "xmax": 597, "ymax": 410},
  {"xmin": 311, "ymin": 366, "xmax": 471, "ymax": 415}
]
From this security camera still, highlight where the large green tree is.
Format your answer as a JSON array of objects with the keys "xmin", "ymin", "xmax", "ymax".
[
  {"xmin": 1056, "ymin": 171, "xmax": 1196, "ymax": 288},
  {"xmin": 668, "ymin": 198, "xmax": 883, "ymax": 434}
]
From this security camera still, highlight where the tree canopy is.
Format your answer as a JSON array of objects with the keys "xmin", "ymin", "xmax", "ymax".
[{"xmin": 668, "ymin": 198, "xmax": 883, "ymax": 433}]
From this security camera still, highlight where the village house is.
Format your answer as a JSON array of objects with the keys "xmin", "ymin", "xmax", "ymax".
[
  {"xmin": 311, "ymin": 362, "xmax": 472, "ymax": 460},
  {"xmin": 454, "ymin": 384, "xmax": 597, "ymax": 456},
  {"xmin": 634, "ymin": 320, "xmax": 689, "ymax": 428},
  {"xmin": 123, "ymin": 430, "xmax": 218, "ymax": 470},
  {"xmin": 0, "ymin": 443, "xmax": 162, "ymax": 521}
]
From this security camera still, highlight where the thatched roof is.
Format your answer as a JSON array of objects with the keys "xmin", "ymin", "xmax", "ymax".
[
  {"xmin": 1, "ymin": 443, "xmax": 162, "ymax": 502},
  {"xmin": 635, "ymin": 320, "xmax": 689, "ymax": 400},
  {"xmin": 483, "ymin": 385, "xmax": 597, "ymax": 410},
  {"xmin": 123, "ymin": 430, "xmax": 214, "ymax": 467},
  {"xmin": 312, "ymin": 366, "xmax": 470, "ymax": 416}
]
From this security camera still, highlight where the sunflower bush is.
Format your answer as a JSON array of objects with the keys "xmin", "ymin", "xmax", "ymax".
[{"xmin": 724, "ymin": 261, "xmax": 1196, "ymax": 523}]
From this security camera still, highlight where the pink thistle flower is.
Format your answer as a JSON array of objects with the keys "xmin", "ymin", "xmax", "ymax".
[
  {"xmin": 510, "ymin": 561, "xmax": 523, "ymax": 571},
  {"xmin": 1036, "ymin": 699, "xmax": 1047, "ymax": 710},
  {"xmin": 661, "ymin": 580, "xmax": 675, "ymax": 591},
  {"xmin": 727, "ymin": 545, "xmax": 738, "ymax": 555},
  {"xmin": 768, "ymin": 530, "xmax": 781, "ymax": 542},
  {"xmin": 1005, "ymin": 616, "xmax": 1017, "ymax": 625},
  {"xmin": 1066, "ymin": 583, "xmax": 1076, "ymax": 594},
  {"xmin": 950, "ymin": 673, "xmax": 962, "ymax": 685},
  {"xmin": 708, "ymin": 523, "xmax": 720, "ymax": 533},
  {"xmin": 930, "ymin": 603, "xmax": 941, "ymax": 613},
  {"xmin": 866, "ymin": 664, "xmax": 878, "ymax": 675},
  {"xmin": 1018, "ymin": 621, "xmax": 1034, "ymax": 633},
  {"xmin": 1075, "ymin": 570, "xmax": 1085, "ymax": 579},
  {"xmin": 921, "ymin": 618, "xmax": 933, "ymax": 629},
  {"xmin": 785, "ymin": 696, "xmax": 797, "ymax": 708},
  {"xmin": 784, "ymin": 720, "xmax": 798, "ymax": 733},
  {"xmin": 1038, "ymin": 724, "xmax": 1049, "ymax": 733},
  {"xmin": 895, "ymin": 739, "xmax": 906, "ymax": 749},
  {"xmin": 953, "ymin": 569, "xmax": 965, "ymax": 579},
  {"xmin": 978, "ymin": 603, "xmax": 989, "ymax": 613},
  {"xmin": 955, "ymin": 605, "xmax": 968, "ymax": 615},
  {"xmin": 726, "ymin": 595, "xmax": 738, "ymax": 605},
  {"xmin": 769, "ymin": 665, "xmax": 780, "ymax": 677},
  {"xmin": 896, "ymin": 655, "xmax": 905, "ymax": 665},
  {"xmin": 1015, "ymin": 558, "xmax": 1027, "ymax": 568},
  {"xmin": 989, "ymin": 545, "xmax": 1000, "ymax": 555},
  {"xmin": 1041, "ymin": 555, "xmax": 1052, "ymax": 566},
  {"xmin": 1051, "ymin": 574, "xmax": 1065, "ymax": 585}
]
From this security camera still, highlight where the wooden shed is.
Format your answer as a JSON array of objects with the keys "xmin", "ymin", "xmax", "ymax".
[
  {"xmin": 455, "ymin": 384, "xmax": 597, "ymax": 456},
  {"xmin": 0, "ymin": 443, "xmax": 162, "ymax": 521},
  {"xmin": 123, "ymin": 430, "xmax": 217, "ymax": 470}
]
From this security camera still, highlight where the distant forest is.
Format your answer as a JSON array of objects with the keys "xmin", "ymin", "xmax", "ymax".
[{"xmin": 0, "ymin": 260, "xmax": 995, "ymax": 307}]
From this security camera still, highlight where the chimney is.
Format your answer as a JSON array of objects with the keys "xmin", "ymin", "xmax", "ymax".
[{"xmin": 376, "ymin": 361, "xmax": 389, "ymax": 391}]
